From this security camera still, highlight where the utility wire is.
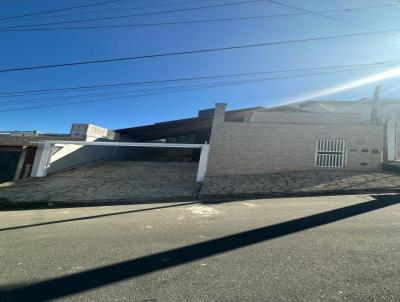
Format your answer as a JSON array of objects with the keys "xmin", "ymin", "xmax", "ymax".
[
  {"xmin": 0, "ymin": 64, "xmax": 391, "ymax": 106},
  {"xmin": 0, "ymin": 4, "xmax": 393, "ymax": 32},
  {"xmin": 0, "ymin": 0, "xmax": 267, "ymax": 30},
  {"xmin": 266, "ymin": 0, "xmax": 375, "ymax": 31},
  {"xmin": 0, "ymin": 0, "xmax": 222, "ymax": 24},
  {"xmin": 0, "ymin": 0, "xmax": 126, "ymax": 22},
  {"xmin": 0, "ymin": 65, "xmax": 392, "ymax": 112},
  {"xmin": 0, "ymin": 60, "xmax": 396, "ymax": 97},
  {"xmin": 0, "ymin": 30, "xmax": 398, "ymax": 74},
  {"xmin": 266, "ymin": 0, "xmax": 400, "ymax": 38}
]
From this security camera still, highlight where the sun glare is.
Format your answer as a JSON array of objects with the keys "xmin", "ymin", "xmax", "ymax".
[{"xmin": 277, "ymin": 66, "xmax": 400, "ymax": 105}]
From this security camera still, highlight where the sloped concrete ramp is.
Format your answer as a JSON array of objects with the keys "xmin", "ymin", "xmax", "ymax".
[{"xmin": 0, "ymin": 161, "xmax": 199, "ymax": 205}]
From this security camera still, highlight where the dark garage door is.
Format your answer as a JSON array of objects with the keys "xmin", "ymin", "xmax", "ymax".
[{"xmin": 0, "ymin": 151, "xmax": 20, "ymax": 182}]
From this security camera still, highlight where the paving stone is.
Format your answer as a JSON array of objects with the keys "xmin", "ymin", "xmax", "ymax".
[
  {"xmin": 0, "ymin": 161, "xmax": 199, "ymax": 203},
  {"xmin": 200, "ymin": 170, "xmax": 400, "ymax": 197}
]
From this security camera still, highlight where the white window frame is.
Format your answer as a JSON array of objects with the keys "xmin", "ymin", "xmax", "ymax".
[{"xmin": 314, "ymin": 139, "xmax": 346, "ymax": 168}]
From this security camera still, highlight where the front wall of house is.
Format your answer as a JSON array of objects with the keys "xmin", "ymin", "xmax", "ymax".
[{"xmin": 207, "ymin": 122, "xmax": 383, "ymax": 176}]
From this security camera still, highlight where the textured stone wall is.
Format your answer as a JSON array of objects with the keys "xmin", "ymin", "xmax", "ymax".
[
  {"xmin": 200, "ymin": 170, "xmax": 400, "ymax": 197},
  {"xmin": 207, "ymin": 121, "xmax": 383, "ymax": 176}
]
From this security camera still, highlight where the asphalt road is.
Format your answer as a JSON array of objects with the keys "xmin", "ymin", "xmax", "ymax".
[{"xmin": 0, "ymin": 194, "xmax": 399, "ymax": 302}]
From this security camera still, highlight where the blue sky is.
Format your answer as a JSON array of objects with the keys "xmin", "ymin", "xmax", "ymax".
[{"xmin": 1, "ymin": 0, "xmax": 400, "ymax": 133}]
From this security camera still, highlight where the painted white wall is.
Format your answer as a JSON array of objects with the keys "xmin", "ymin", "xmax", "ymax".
[{"xmin": 47, "ymin": 137, "xmax": 116, "ymax": 174}]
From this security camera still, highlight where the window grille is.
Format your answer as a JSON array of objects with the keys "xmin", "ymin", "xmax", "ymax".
[{"xmin": 315, "ymin": 139, "xmax": 346, "ymax": 168}]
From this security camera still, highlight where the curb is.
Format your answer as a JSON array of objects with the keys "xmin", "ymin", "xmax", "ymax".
[
  {"xmin": 198, "ymin": 188, "xmax": 400, "ymax": 202},
  {"xmin": 0, "ymin": 196, "xmax": 198, "ymax": 211}
]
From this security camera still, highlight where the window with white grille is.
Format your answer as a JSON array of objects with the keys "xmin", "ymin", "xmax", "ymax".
[{"xmin": 315, "ymin": 139, "xmax": 346, "ymax": 168}]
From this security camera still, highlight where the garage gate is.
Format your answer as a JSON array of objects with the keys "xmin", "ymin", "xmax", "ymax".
[{"xmin": 0, "ymin": 150, "xmax": 21, "ymax": 182}]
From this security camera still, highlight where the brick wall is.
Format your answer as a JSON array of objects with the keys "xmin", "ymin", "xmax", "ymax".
[{"xmin": 207, "ymin": 121, "xmax": 383, "ymax": 176}]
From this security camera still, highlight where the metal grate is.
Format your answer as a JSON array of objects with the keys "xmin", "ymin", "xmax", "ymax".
[
  {"xmin": 0, "ymin": 151, "xmax": 21, "ymax": 182},
  {"xmin": 315, "ymin": 139, "xmax": 346, "ymax": 168}
]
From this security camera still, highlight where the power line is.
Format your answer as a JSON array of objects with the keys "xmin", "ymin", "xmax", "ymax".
[
  {"xmin": 0, "ymin": 0, "xmax": 222, "ymax": 24},
  {"xmin": 0, "ymin": 0, "xmax": 267, "ymax": 30},
  {"xmin": 0, "ymin": 0, "xmax": 126, "ymax": 22},
  {"xmin": 0, "ymin": 4, "xmax": 393, "ymax": 32},
  {"xmin": 266, "ymin": 0, "xmax": 400, "ymax": 38},
  {"xmin": 0, "ymin": 64, "xmax": 391, "ymax": 105},
  {"xmin": 0, "ymin": 60, "xmax": 396, "ymax": 97},
  {"xmin": 266, "ymin": 0, "xmax": 374, "ymax": 31},
  {"xmin": 0, "ymin": 65, "xmax": 393, "ymax": 112},
  {"xmin": 0, "ymin": 30, "xmax": 398, "ymax": 74}
]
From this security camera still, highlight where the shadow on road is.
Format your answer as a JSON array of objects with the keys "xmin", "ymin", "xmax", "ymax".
[
  {"xmin": 0, "ymin": 201, "xmax": 200, "ymax": 232},
  {"xmin": 1, "ymin": 194, "xmax": 399, "ymax": 301}
]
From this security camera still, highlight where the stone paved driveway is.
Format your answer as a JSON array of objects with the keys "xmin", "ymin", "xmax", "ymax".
[
  {"xmin": 200, "ymin": 170, "xmax": 400, "ymax": 198},
  {"xmin": 0, "ymin": 161, "xmax": 199, "ymax": 205},
  {"xmin": 3, "ymin": 163, "xmax": 400, "ymax": 206}
]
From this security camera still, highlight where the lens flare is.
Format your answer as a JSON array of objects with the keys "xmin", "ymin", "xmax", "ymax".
[{"xmin": 276, "ymin": 66, "xmax": 400, "ymax": 105}]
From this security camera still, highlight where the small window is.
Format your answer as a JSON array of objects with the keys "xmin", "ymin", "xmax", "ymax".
[{"xmin": 315, "ymin": 139, "xmax": 346, "ymax": 168}]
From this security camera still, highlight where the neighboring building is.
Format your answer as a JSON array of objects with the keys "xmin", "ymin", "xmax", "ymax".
[
  {"xmin": 282, "ymin": 98, "xmax": 400, "ymax": 122},
  {"xmin": 269, "ymin": 97, "xmax": 400, "ymax": 160},
  {"xmin": 0, "ymin": 123, "xmax": 117, "ymax": 183}
]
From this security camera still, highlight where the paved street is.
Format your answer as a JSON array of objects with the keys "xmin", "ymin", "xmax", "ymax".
[{"xmin": 1, "ymin": 194, "xmax": 399, "ymax": 301}]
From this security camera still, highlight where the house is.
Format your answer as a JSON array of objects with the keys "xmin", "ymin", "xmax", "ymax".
[
  {"xmin": 11, "ymin": 98, "xmax": 396, "ymax": 185},
  {"xmin": 0, "ymin": 123, "xmax": 117, "ymax": 183},
  {"xmin": 206, "ymin": 103, "xmax": 383, "ymax": 177}
]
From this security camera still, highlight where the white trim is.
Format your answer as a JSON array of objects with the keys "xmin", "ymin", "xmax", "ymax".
[
  {"xmin": 31, "ymin": 140, "xmax": 205, "ymax": 148},
  {"xmin": 31, "ymin": 143, "xmax": 53, "ymax": 177},
  {"xmin": 30, "ymin": 141, "xmax": 210, "ymax": 182},
  {"xmin": 386, "ymin": 120, "xmax": 397, "ymax": 161},
  {"xmin": 13, "ymin": 149, "xmax": 27, "ymax": 181},
  {"xmin": 196, "ymin": 144, "xmax": 210, "ymax": 182}
]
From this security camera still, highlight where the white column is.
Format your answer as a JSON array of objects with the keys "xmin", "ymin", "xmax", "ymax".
[
  {"xmin": 387, "ymin": 120, "xmax": 397, "ymax": 161},
  {"xmin": 31, "ymin": 143, "xmax": 53, "ymax": 177},
  {"xmin": 13, "ymin": 149, "xmax": 27, "ymax": 180},
  {"xmin": 196, "ymin": 144, "xmax": 210, "ymax": 182}
]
